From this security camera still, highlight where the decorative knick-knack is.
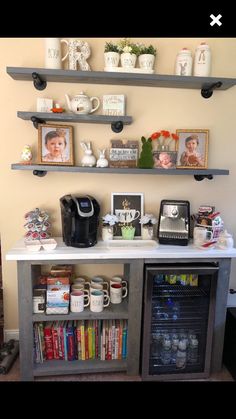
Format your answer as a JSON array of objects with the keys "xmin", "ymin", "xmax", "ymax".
[
  {"xmin": 138, "ymin": 136, "xmax": 154, "ymax": 168},
  {"xmin": 193, "ymin": 42, "xmax": 211, "ymax": 77},
  {"xmin": 80, "ymin": 141, "xmax": 96, "ymax": 167},
  {"xmin": 96, "ymin": 149, "xmax": 109, "ymax": 168},
  {"xmin": 175, "ymin": 47, "xmax": 193, "ymax": 76},
  {"xmin": 20, "ymin": 145, "xmax": 32, "ymax": 164}
]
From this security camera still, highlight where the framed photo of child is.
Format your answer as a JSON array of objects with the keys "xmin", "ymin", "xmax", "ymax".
[
  {"xmin": 153, "ymin": 151, "xmax": 177, "ymax": 169},
  {"xmin": 176, "ymin": 129, "xmax": 209, "ymax": 169},
  {"xmin": 38, "ymin": 123, "xmax": 74, "ymax": 165}
]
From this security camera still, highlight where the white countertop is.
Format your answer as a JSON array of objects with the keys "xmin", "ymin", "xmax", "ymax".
[{"xmin": 5, "ymin": 237, "xmax": 236, "ymax": 261}]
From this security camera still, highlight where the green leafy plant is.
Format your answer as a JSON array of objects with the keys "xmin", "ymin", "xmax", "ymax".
[
  {"xmin": 104, "ymin": 42, "xmax": 119, "ymax": 53},
  {"xmin": 139, "ymin": 44, "xmax": 157, "ymax": 56}
]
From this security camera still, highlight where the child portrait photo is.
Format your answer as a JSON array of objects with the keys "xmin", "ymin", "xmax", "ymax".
[
  {"xmin": 176, "ymin": 129, "xmax": 209, "ymax": 169},
  {"xmin": 38, "ymin": 123, "xmax": 74, "ymax": 165},
  {"xmin": 153, "ymin": 151, "xmax": 177, "ymax": 169}
]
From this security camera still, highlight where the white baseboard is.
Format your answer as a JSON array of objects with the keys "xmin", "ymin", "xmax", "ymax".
[{"xmin": 4, "ymin": 329, "xmax": 19, "ymax": 341}]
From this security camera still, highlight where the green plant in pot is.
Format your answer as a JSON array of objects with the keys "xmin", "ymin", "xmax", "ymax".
[
  {"xmin": 104, "ymin": 41, "xmax": 120, "ymax": 68},
  {"xmin": 121, "ymin": 223, "xmax": 136, "ymax": 240}
]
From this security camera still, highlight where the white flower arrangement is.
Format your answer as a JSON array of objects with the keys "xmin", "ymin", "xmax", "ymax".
[
  {"xmin": 102, "ymin": 213, "xmax": 119, "ymax": 227},
  {"xmin": 139, "ymin": 213, "xmax": 158, "ymax": 227}
]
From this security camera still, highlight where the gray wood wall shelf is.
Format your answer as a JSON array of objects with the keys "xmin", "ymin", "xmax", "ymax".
[
  {"xmin": 17, "ymin": 111, "xmax": 132, "ymax": 132},
  {"xmin": 7, "ymin": 67, "xmax": 236, "ymax": 98},
  {"xmin": 11, "ymin": 164, "xmax": 229, "ymax": 181}
]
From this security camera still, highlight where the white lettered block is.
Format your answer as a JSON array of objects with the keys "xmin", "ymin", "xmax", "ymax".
[
  {"xmin": 102, "ymin": 95, "xmax": 126, "ymax": 116},
  {"xmin": 37, "ymin": 98, "xmax": 53, "ymax": 113}
]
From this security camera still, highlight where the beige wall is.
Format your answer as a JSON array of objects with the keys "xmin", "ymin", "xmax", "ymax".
[{"xmin": 1, "ymin": 38, "xmax": 236, "ymax": 330}]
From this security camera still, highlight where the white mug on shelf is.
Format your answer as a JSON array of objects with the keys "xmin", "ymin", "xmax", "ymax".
[
  {"xmin": 44, "ymin": 38, "xmax": 62, "ymax": 69},
  {"xmin": 73, "ymin": 277, "xmax": 90, "ymax": 290},
  {"xmin": 90, "ymin": 290, "xmax": 110, "ymax": 312},
  {"xmin": 70, "ymin": 290, "xmax": 90, "ymax": 313},
  {"xmin": 110, "ymin": 283, "xmax": 127, "ymax": 304},
  {"xmin": 91, "ymin": 276, "xmax": 109, "ymax": 291},
  {"xmin": 110, "ymin": 276, "xmax": 128, "ymax": 297}
]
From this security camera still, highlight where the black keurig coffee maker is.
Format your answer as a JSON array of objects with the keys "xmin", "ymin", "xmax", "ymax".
[{"xmin": 60, "ymin": 194, "xmax": 100, "ymax": 248}]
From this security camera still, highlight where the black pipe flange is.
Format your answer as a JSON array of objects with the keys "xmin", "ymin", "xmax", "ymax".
[
  {"xmin": 33, "ymin": 170, "xmax": 47, "ymax": 177},
  {"xmin": 111, "ymin": 121, "xmax": 124, "ymax": 133},
  {"xmin": 32, "ymin": 72, "xmax": 47, "ymax": 91}
]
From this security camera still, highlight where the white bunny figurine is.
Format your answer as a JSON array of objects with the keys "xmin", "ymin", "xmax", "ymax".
[
  {"xmin": 96, "ymin": 149, "xmax": 109, "ymax": 168},
  {"xmin": 80, "ymin": 141, "xmax": 96, "ymax": 167}
]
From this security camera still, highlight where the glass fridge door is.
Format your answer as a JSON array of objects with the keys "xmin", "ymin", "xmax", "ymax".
[{"xmin": 142, "ymin": 263, "xmax": 218, "ymax": 380}]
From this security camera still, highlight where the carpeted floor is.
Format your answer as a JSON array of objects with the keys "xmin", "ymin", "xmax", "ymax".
[{"xmin": 0, "ymin": 356, "xmax": 234, "ymax": 381}]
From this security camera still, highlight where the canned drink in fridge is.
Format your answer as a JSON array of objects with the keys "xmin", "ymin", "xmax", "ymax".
[{"xmin": 189, "ymin": 274, "xmax": 198, "ymax": 286}]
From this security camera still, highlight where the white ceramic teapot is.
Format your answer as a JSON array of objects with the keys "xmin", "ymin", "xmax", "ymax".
[
  {"xmin": 65, "ymin": 92, "xmax": 100, "ymax": 115},
  {"xmin": 217, "ymin": 230, "xmax": 234, "ymax": 249}
]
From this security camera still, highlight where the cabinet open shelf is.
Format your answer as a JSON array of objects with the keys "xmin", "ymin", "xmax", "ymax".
[
  {"xmin": 33, "ymin": 359, "xmax": 127, "ymax": 376},
  {"xmin": 33, "ymin": 300, "xmax": 128, "ymax": 322},
  {"xmin": 11, "ymin": 164, "xmax": 229, "ymax": 181},
  {"xmin": 7, "ymin": 67, "xmax": 236, "ymax": 97}
]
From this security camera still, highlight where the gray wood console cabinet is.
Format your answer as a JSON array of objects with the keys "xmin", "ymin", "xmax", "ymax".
[
  {"xmin": 16, "ymin": 254, "xmax": 232, "ymax": 381},
  {"xmin": 17, "ymin": 258, "xmax": 144, "ymax": 381}
]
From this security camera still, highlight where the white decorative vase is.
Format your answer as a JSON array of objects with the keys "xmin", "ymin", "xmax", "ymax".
[
  {"xmin": 138, "ymin": 54, "xmax": 155, "ymax": 70},
  {"xmin": 121, "ymin": 53, "xmax": 137, "ymax": 68},
  {"xmin": 104, "ymin": 52, "xmax": 120, "ymax": 68},
  {"xmin": 102, "ymin": 226, "xmax": 113, "ymax": 241},
  {"xmin": 141, "ymin": 226, "xmax": 154, "ymax": 240}
]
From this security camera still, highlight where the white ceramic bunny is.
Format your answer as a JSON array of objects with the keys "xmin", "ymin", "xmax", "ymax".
[
  {"xmin": 96, "ymin": 149, "xmax": 109, "ymax": 168},
  {"xmin": 80, "ymin": 141, "xmax": 96, "ymax": 167}
]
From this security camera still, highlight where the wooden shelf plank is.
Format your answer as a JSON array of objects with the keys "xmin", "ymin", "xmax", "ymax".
[
  {"xmin": 11, "ymin": 164, "xmax": 229, "ymax": 176},
  {"xmin": 33, "ymin": 359, "xmax": 127, "ymax": 376},
  {"xmin": 17, "ymin": 111, "xmax": 132, "ymax": 125},
  {"xmin": 33, "ymin": 300, "xmax": 128, "ymax": 321},
  {"xmin": 7, "ymin": 67, "xmax": 236, "ymax": 90}
]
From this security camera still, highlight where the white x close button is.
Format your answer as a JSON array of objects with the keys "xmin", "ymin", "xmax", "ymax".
[{"xmin": 210, "ymin": 14, "xmax": 222, "ymax": 26}]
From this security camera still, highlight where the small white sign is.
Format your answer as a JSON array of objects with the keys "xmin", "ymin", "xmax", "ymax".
[
  {"xmin": 110, "ymin": 148, "xmax": 138, "ymax": 161},
  {"xmin": 102, "ymin": 95, "xmax": 125, "ymax": 116},
  {"xmin": 37, "ymin": 98, "xmax": 53, "ymax": 113}
]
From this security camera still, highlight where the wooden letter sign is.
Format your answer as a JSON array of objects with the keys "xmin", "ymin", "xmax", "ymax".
[{"xmin": 109, "ymin": 139, "xmax": 139, "ymax": 168}]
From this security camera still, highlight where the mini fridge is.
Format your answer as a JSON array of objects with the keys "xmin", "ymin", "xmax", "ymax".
[{"xmin": 141, "ymin": 263, "xmax": 218, "ymax": 380}]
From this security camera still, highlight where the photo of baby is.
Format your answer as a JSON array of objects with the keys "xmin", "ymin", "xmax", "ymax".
[
  {"xmin": 153, "ymin": 151, "xmax": 177, "ymax": 169},
  {"xmin": 176, "ymin": 129, "xmax": 209, "ymax": 169},
  {"xmin": 38, "ymin": 124, "xmax": 74, "ymax": 166}
]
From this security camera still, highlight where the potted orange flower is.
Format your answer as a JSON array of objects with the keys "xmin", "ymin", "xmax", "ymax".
[{"xmin": 151, "ymin": 130, "xmax": 179, "ymax": 151}]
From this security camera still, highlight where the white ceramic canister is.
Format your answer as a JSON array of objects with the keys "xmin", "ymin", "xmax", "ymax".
[
  {"xmin": 175, "ymin": 48, "xmax": 193, "ymax": 76},
  {"xmin": 193, "ymin": 42, "xmax": 211, "ymax": 77}
]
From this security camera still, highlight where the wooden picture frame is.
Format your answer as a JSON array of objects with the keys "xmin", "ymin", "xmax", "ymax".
[
  {"xmin": 111, "ymin": 192, "xmax": 144, "ymax": 238},
  {"xmin": 38, "ymin": 123, "xmax": 74, "ymax": 165},
  {"xmin": 176, "ymin": 129, "xmax": 209, "ymax": 169}
]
